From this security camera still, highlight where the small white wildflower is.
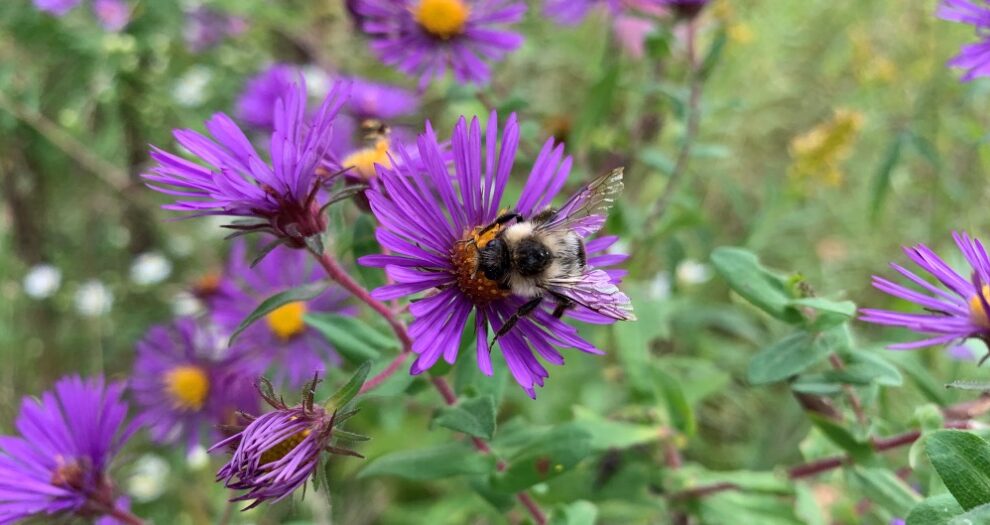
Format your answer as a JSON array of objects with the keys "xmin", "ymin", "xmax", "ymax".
[
  {"xmin": 649, "ymin": 272, "xmax": 671, "ymax": 300},
  {"xmin": 676, "ymin": 259, "xmax": 712, "ymax": 286},
  {"xmin": 186, "ymin": 444, "xmax": 210, "ymax": 470},
  {"xmin": 173, "ymin": 66, "xmax": 213, "ymax": 107},
  {"xmin": 127, "ymin": 454, "xmax": 170, "ymax": 502},
  {"xmin": 74, "ymin": 280, "xmax": 114, "ymax": 317},
  {"xmin": 171, "ymin": 291, "xmax": 202, "ymax": 316},
  {"xmin": 301, "ymin": 65, "xmax": 331, "ymax": 98},
  {"xmin": 22, "ymin": 264, "xmax": 62, "ymax": 299},
  {"xmin": 130, "ymin": 252, "xmax": 173, "ymax": 286}
]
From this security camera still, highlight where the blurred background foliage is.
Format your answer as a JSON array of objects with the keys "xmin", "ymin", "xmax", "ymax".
[{"xmin": 2, "ymin": 0, "xmax": 990, "ymax": 524}]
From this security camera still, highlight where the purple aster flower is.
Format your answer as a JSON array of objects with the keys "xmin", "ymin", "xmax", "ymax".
[
  {"xmin": 360, "ymin": 112, "xmax": 634, "ymax": 397},
  {"xmin": 210, "ymin": 377, "xmax": 362, "ymax": 509},
  {"xmin": 143, "ymin": 79, "xmax": 349, "ymax": 250},
  {"xmin": 184, "ymin": 7, "xmax": 248, "ymax": 53},
  {"xmin": 235, "ymin": 63, "xmax": 299, "ymax": 131},
  {"xmin": 544, "ymin": 0, "xmax": 621, "ymax": 24},
  {"xmin": 353, "ymin": 0, "xmax": 526, "ymax": 87},
  {"xmin": 860, "ymin": 232, "xmax": 990, "ymax": 354},
  {"xmin": 346, "ymin": 78, "xmax": 420, "ymax": 121},
  {"xmin": 0, "ymin": 376, "xmax": 137, "ymax": 524},
  {"xmin": 91, "ymin": 0, "xmax": 129, "ymax": 31},
  {"xmin": 212, "ymin": 241, "xmax": 355, "ymax": 388},
  {"xmin": 131, "ymin": 317, "xmax": 260, "ymax": 451},
  {"xmin": 938, "ymin": 0, "xmax": 990, "ymax": 81},
  {"xmin": 33, "ymin": 0, "xmax": 82, "ymax": 15}
]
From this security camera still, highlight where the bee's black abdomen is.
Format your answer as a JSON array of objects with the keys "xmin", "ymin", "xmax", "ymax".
[
  {"xmin": 478, "ymin": 237, "xmax": 511, "ymax": 282},
  {"xmin": 514, "ymin": 238, "xmax": 553, "ymax": 277}
]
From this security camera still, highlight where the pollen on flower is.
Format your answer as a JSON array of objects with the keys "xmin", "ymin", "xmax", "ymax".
[
  {"xmin": 266, "ymin": 301, "xmax": 308, "ymax": 340},
  {"xmin": 260, "ymin": 429, "xmax": 311, "ymax": 465},
  {"xmin": 50, "ymin": 457, "xmax": 86, "ymax": 490},
  {"xmin": 342, "ymin": 139, "xmax": 392, "ymax": 181},
  {"xmin": 450, "ymin": 226, "xmax": 511, "ymax": 304},
  {"xmin": 413, "ymin": 0, "xmax": 470, "ymax": 39},
  {"xmin": 164, "ymin": 365, "xmax": 210, "ymax": 411},
  {"xmin": 969, "ymin": 285, "xmax": 990, "ymax": 328}
]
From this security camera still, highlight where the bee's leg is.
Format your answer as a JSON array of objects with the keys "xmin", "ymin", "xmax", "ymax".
[
  {"xmin": 490, "ymin": 297, "xmax": 543, "ymax": 346},
  {"xmin": 547, "ymin": 291, "xmax": 575, "ymax": 318},
  {"xmin": 478, "ymin": 213, "xmax": 524, "ymax": 237}
]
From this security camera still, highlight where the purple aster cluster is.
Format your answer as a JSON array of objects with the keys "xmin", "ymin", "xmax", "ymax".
[
  {"xmin": 861, "ymin": 232, "xmax": 990, "ymax": 352},
  {"xmin": 938, "ymin": 0, "xmax": 990, "ymax": 81},
  {"xmin": 211, "ymin": 242, "xmax": 355, "ymax": 388},
  {"xmin": 33, "ymin": 0, "xmax": 130, "ymax": 31},
  {"xmin": 131, "ymin": 317, "xmax": 259, "ymax": 451},
  {"xmin": 0, "ymin": 376, "xmax": 136, "ymax": 523},
  {"xmin": 235, "ymin": 63, "xmax": 300, "ymax": 131},
  {"xmin": 352, "ymin": 0, "xmax": 526, "ymax": 86},
  {"xmin": 143, "ymin": 79, "xmax": 349, "ymax": 250},
  {"xmin": 210, "ymin": 377, "xmax": 361, "ymax": 508},
  {"xmin": 184, "ymin": 6, "xmax": 249, "ymax": 53},
  {"xmin": 360, "ymin": 111, "xmax": 633, "ymax": 397}
]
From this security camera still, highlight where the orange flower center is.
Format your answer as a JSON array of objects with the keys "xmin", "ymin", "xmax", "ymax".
[
  {"xmin": 414, "ymin": 0, "xmax": 470, "ymax": 39},
  {"xmin": 450, "ymin": 224, "xmax": 511, "ymax": 304},
  {"xmin": 342, "ymin": 139, "xmax": 392, "ymax": 181},
  {"xmin": 164, "ymin": 365, "xmax": 210, "ymax": 411},
  {"xmin": 970, "ymin": 285, "xmax": 990, "ymax": 328},
  {"xmin": 266, "ymin": 301, "xmax": 308, "ymax": 340},
  {"xmin": 260, "ymin": 428, "xmax": 312, "ymax": 465}
]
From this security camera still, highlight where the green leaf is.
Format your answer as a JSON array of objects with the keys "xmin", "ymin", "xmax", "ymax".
[
  {"xmin": 548, "ymin": 500, "xmax": 598, "ymax": 525},
  {"xmin": 305, "ymin": 313, "xmax": 397, "ymax": 364},
  {"xmin": 747, "ymin": 331, "xmax": 832, "ymax": 385},
  {"xmin": 870, "ymin": 132, "xmax": 907, "ymax": 222},
  {"xmin": 851, "ymin": 466, "xmax": 921, "ymax": 516},
  {"xmin": 359, "ymin": 443, "xmax": 497, "ymax": 481},
  {"xmin": 926, "ymin": 430, "xmax": 990, "ymax": 510},
  {"xmin": 711, "ymin": 247, "xmax": 801, "ymax": 323},
  {"xmin": 493, "ymin": 424, "xmax": 592, "ymax": 493},
  {"xmin": 790, "ymin": 297, "xmax": 856, "ymax": 330},
  {"xmin": 946, "ymin": 380, "xmax": 990, "ymax": 392},
  {"xmin": 571, "ymin": 406, "xmax": 667, "ymax": 451},
  {"xmin": 948, "ymin": 503, "xmax": 990, "ymax": 525},
  {"xmin": 654, "ymin": 368, "xmax": 696, "ymax": 437},
  {"xmin": 906, "ymin": 494, "xmax": 964, "ymax": 525},
  {"xmin": 572, "ymin": 61, "xmax": 620, "ymax": 147},
  {"xmin": 324, "ymin": 361, "xmax": 371, "ymax": 412},
  {"xmin": 433, "ymin": 395, "xmax": 497, "ymax": 440},
  {"xmin": 228, "ymin": 281, "xmax": 327, "ymax": 345},
  {"xmin": 698, "ymin": 28, "xmax": 728, "ymax": 80},
  {"xmin": 808, "ymin": 413, "xmax": 873, "ymax": 462}
]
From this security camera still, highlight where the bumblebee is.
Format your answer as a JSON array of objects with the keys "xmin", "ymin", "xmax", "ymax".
[{"xmin": 473, "ymin": 168, "xmax": 635, "ymax": 342}]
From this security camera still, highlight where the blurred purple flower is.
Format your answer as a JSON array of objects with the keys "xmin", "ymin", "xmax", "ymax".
[
  {"xmin": 143, "ymin": 80, "xmax": 349, "ymax": 249},
  {"xmin": 353, "ymin": 0, "xmax": 526, "ymax": 87},
  {"xmin": 184, "ymin": 6, "xmax": 248, "ymax": 53},
  {"xmin": 861, "ymin": 232, "xmax": 990, "ymax": 354},
  {"xmin": 235, "ymin": 63, "xmax": 299, "ymax": 131},
  {"xmin": 33, "ymin": 0, "xmax": 82, "ymax": 16},
  {"xmin": 0, "ymin": 376, "xmax": 136, "ymax": 523},
  {"xmin": 210, "ymin": 377, "xmax": 360, "ymax": 508},
  {"xmin": 544, "ymin": 0, "xmax": 620, "ymax": 24},
  {"xmin": 91, "ymin": 0, "xmax": 129, "ymax": 31},
  {"xmin": 132, "ymin": 317, "xmax": 259, "ymax": 451},
  {"xmin": 657, "ymin": 0, "xmax": 709, "ymax": 18},
  {"xmin": 614, "ymin": 15, "xmax": 656, "ymax": 58},
  {"xmin": 938, "ymin": 0, "xmax": 990, "ymax": 81},
  {"xmin": 890, "ymin": 519, "xmax": 906, "ymax": 525},
  {"xmin": 360, "ymin": 112, "xmax": 633, "ymax": 397},
  {"xmin": 346, "ymin": 77, "xmax": 420, "ymax": 121},
  {"xmin": 212, "ymin": 242, "xmax": 354, "ymax": 388}
]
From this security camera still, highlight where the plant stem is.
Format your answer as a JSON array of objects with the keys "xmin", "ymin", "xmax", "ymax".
[
  {"xmin": 104, "ymin": 505, "xmax": 146, "ymax": 525},
  {"xmin": 308, "ymin": 249, "xmax": 547, "ymax": 524},
  {"xmin": 644, "ymin": 16, "xmax": 703, "ymax": 227}
]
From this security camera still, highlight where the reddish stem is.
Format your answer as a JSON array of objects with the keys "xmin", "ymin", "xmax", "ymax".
[
  {"xmin": 359, "ymin": 352, "xmax": 410, "ymax": 394},
  {"xmin": 517, "ymin": 492, "xmax": 548, "ymax": 525},
  {"xmin": 104, "ymin": 506, "xmax": 145, "ymax": 525}
]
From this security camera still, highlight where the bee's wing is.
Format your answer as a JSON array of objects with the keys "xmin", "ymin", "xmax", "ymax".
[
  {"xmin": 533, "ymin": 168, "xmax": 624, "ymax": 237},
  {"xmin": 544, "ymin": 269, "xmax": 636, "ymax": 321}
]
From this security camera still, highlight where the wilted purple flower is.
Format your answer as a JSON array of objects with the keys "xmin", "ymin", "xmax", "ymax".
[
  {"xmin": 938, "ymin": 0, "xmax": 990, "ymax": 81},
  {"xmin": 360, "ymin": 112, "xmax": 633, "ymax": 397},
  {"xmin": 91, "ymin": 0, "xmax": 129, "ymax": 31},
  {"xmin": 33, "ymin": 0, "xmax": 81, "ymax": 15},
  {"xmin": 353, "ymin": 0, "xmax": 526, "ymax": 87},
  {"xmin": 861, "ymin": 232, "xmax": 990, "ymax": 354},
  {"xmin": 0, "ymin": 376, "xmax": 136, "ymax": 523},
  {"xmin": 210, "ymin": 377, "xmax": 361, "ymax": 509},
  {"xmin": 143, "ymin": 80, "xmax": 349, "ymax": 250},
  {"xmin": 184, "ymin": 6, "xmax": 248, "ymax": 53},
  {"xmin": 235, "ymin": 63, "xmax": 299, "ymax": 130},
  {"xmin": 212, "ymin": 242, "xmax": 354, "ymax": 388},
  {"xmin": 132, "ymin": 317, "xmax": 259, "ymax": 451}
]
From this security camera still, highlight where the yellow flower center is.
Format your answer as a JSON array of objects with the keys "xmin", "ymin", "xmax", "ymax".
[
  {"xmin": 414, "ymin": 0, "xmax": 470, "ymax": 39},
  {"xmin": 260, "ymin": 429, "xmax": 311, "ymax": 465},
  {"xmin": 970, "ymin": 285, "xmax": 990, "ymax": 328},
  {"xmin": 266, "ymin": 301, "xmax": 308, "ymax": 340},
  {"xmin": 164, "ymin": 365, "xmax": 210, "ymax": 411},
  {"xmin": 342, "ymin": 139, "xmax": 392, "ymax": 181}
]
